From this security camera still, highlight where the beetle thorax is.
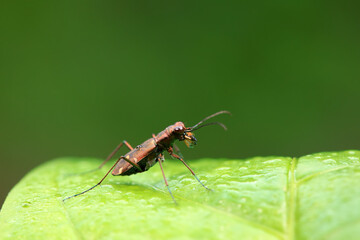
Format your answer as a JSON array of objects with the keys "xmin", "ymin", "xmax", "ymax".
[{"xmin": 155, "ymin": 122, "xmax": 186, "ymax": 148}]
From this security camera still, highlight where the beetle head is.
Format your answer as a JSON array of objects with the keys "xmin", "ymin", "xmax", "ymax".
[{"xmin": 170, "ymin": 122, "xmax": 197, "ymax": 148}]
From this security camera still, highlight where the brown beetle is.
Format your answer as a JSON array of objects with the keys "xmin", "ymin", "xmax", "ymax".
[{"xmin": 63, "ymin": 111, "xmax": 230, "ymax": 203}]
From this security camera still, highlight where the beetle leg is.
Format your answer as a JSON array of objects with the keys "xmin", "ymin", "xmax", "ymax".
[
  {"xmin": 168, "ymin": 149, "xmax": 212, "ymax": 191},
  {"xmin": 63, "ymin": 154, "xmax": 142, "ymax": 202},
  {"xmin": 120, "ymin": 156, "xmax": 142, "ymax": 172},
  {"xmin": 67, "ymin": 140, "xmax": 134, "ymax": 176},
  {"xmin": 98, "ymin": 140, "xmax": 134, "ymax": 169},
  {"xmin": 157, "ymin": 154, "xmax": 177, "ymax": 204},
  {"xmin": 157, "ymin": 153, "xmax": 165, "ymax": 162},
  {"xmin": 63, "ymin": 156, "xmax": 124, "ymax": 201},
  {"xmin": 173, "ymin": 143, "xmax": 184, "ymax": 159}
]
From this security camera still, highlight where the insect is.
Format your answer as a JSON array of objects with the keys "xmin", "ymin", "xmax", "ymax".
[{"xmin": 63, "ymin": 110, "xmax": 231, "ymax": 203}]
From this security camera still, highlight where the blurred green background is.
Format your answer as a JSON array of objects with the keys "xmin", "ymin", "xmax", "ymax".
[{"xmin": 1, "ymin": 1, "xmax": 359, "ymax": 208}]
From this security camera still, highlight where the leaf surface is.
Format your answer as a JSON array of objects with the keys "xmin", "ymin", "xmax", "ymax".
[{"xmin": 0, "ymin": 151, "xmax": 359, "ymax": 239}]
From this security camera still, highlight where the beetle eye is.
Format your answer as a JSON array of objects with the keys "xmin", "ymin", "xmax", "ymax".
[{"xmin": 174, "ymin": 126, "xmax": 183, "ymax": 132}]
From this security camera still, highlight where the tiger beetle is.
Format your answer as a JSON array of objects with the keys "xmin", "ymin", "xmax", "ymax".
[{"xmin": 63, "ymin": 110, "xmax": 231, "ymax": 203}]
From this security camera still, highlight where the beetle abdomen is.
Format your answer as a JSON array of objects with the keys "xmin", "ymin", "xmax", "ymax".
[
  {"xmin": 113, "ymin": 152, "xmax": 158, "ymax": 176},
  {"xmin": 111, "ymin": 138, "xmax": 158, "ymax": 176}
]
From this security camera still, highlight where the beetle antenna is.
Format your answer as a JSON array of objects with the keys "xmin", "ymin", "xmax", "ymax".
[
  {"xmin": 186, "ymin": 110, "xmax": 231, "ymax": 131},
  {"xmin": 191, "ymin": 122, "xmax": 227, "ymax": 132}
]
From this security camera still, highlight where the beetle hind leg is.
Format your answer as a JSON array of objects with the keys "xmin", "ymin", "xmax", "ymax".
[
  {"xmin": 99, "ymin": 140, "xmax": 134, "ymax": 169},
  {"xmin": 63, "ymin": 156, "xmax": 124, "ymax": 202}
]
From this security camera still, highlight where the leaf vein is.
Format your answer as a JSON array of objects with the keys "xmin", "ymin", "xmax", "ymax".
[{"xmin": 286, "ymin": 157, "xmax": 297, "ymax": 240}]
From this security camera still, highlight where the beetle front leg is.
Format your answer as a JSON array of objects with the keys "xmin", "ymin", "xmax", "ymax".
[{"xmin": 168, "ymin": 148, "xmax": 212, "ymax": 191}]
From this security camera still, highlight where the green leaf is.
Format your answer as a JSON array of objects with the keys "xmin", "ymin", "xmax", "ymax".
[{"xmin": 1, "ymin": 150, "xmax": 359, "ymax": 240}]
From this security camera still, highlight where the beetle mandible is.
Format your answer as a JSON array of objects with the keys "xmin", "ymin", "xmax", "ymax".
[{"xmin": 63, "ymin": 110, "xmax": 231, "ymax": 203}]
